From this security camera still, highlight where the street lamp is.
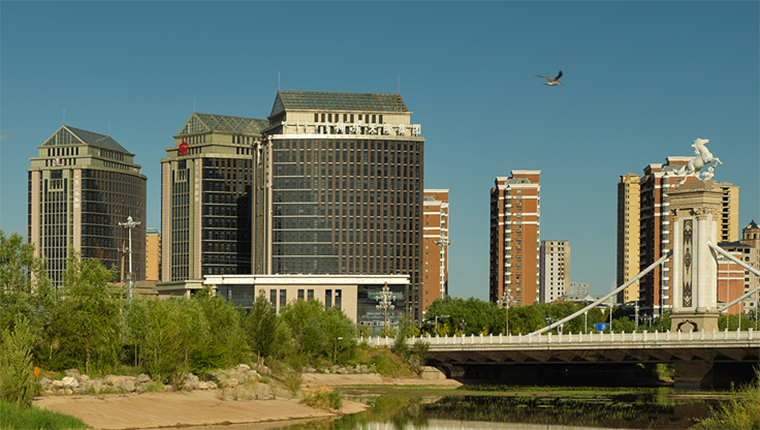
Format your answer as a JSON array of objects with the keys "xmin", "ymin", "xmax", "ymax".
[
  {"xmin": 118, "ymin": 215, "xmax": 141, "ymax": 299},
  {"xmin": 497, "ymin": 287, "xmax": 512, "ymax": 335},
  {"xmin": 435, "ymin": 314, "xmax": 450, "ymax": 334},
  {"xmin": 433, "ymin": 237, "xmax": 452, "ymax": 300},
  {"xmin": 376, "ymin": 282, "xmax": 395, "ymax": 336}
]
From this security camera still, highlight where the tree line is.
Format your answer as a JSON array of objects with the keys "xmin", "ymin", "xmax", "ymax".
[{"xmin": 0, "ymin": 230, "xmax": 358, "ymax": 408}]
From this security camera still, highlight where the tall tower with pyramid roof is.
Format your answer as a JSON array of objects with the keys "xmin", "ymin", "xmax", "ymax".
[{"xmin": 28, "ymin": 125, "xmax": 147, "ymax": 286}]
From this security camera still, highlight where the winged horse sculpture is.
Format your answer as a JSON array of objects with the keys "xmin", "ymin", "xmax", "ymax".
[{"xmin": 674, "ymin": 138, "xmax": 722, "ymax": 179}]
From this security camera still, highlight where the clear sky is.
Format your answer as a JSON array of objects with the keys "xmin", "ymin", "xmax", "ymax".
[{"xmin": 1, "ymin": 2, "xmax": 758, "ymax": 300}]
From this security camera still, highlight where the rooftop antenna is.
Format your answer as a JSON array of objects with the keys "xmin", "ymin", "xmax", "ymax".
[
  {"xmin": 278, "ymin": 71, "xmax": 281, "ymax": 91},
  {"xmin": 108, "ymin": 121, "xmax": 111, "ymax": 136},
  {"xmin": 63, "ymin": 109, "xmax": 65, "ymax": 125},
  {"xmin": 193, "ymin": 95, "xmax": 196, "ymax": 112},
  {"xmin": 397, "ymin": 75, "xmax": 400, "ymax": 94}
]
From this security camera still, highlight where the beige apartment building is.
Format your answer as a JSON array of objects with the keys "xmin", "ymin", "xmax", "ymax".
[
  {"xmin": 617, "ymin": 173, "xmax": 641, "ymax": 304},
  {"xmin": 422, "ymin": 189, "xmax": 450, "ymax": 312},
  {"xmin": 539, "ymin": 240, "xmax": 570, "ymax": 303},
  {"xmin": 489, "ymin": 170, "xmax": 541, "ymax": 306},
  {"xmin": 145, "ymin": 228, "xmax": 161, "ymax": 281}
]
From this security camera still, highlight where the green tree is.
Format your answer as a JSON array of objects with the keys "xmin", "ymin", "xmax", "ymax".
[
  {"xmin": 0, "ymin": 319, "xmax": 38, "ymax": 409},
  {"xmin": 298, "ymin": 313, "xmax": 327, "ymax": 359},
  {"xmin": 246, "ymin": 295, "xmax": 280, "ymax": 360},
  {"xmin": 424, "ymin": 296, "xmax": 503, "ymax": 336},
  {"xmin": 142, "ymin": 298, "xmax": 205, "ymax": 386},
  {"xmin": 322, "ymin": 307, "xmax": 356, "ymax": 364},
  {"xmin": 190, "ymin": 288, "xmax": 247, "ymax": 374},
  {"xmin": 0, "ymin": 230, "xmax": 54, "ymax": 345},
  {"xmin": 57, "ymin": 247, "xmax": 122, "ymax": 374}
]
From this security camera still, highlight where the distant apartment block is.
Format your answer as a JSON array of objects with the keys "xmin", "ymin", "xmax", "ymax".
[
  {"xmin": 717, "ymin": 220, "xmax": 760, "ymax": 315},
  {"xmin": 489, "ymin": 170, "xmax": 541, "ymax": 306},
  {"xmin": 617, "ymin": 173, "xmax": 641, "ymax": 304},
  {"xmin": 567, "ymin": 282, "xmax": 590, "ymax": 300},
  {"xmin": 638, "ymin": 157, "xmax": 739, "ymax": 316},
  {"xmin": 539, "ymin": 240, "xmax": 570, "ymax": 303},
  {"xmin": 28, "ymin": 125, "xmax": 147, "ymax": 286},
  {"xmin": 422, "ymin": 189, "xmax": 450, "ymax": 311},
  {"xmin": 146, "ymin": 228, "xmax": 161, "ymax": 281}
]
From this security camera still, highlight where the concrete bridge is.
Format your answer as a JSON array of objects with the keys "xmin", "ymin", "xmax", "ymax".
[{"xmin": 365, "ymin": 329, "xmax": 760, "ymax": 389}]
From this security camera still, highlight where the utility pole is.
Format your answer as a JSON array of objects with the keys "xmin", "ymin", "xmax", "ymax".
[{"xmin": 118, "ymin": 216, "xmax": 141, "ymax": 299}]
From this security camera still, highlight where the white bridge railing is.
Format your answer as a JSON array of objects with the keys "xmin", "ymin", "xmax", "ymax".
[{"xmin": 362, "ymin": 328, "xmax": 759, "ymax": 348}]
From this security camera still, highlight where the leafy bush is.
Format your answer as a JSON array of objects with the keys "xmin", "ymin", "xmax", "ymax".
[
  {"xmin": 300, "ymin": 386, "xmax": 343, "ymax": 411},
  {"xmin": 0, "ymin": 320, "xmax": 39, "ymax": 408}
]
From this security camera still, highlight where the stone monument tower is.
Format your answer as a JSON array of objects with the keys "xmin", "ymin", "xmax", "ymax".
[{"xmin": 669, "ymin": 138, "xmax": 723, "ymax": 332}]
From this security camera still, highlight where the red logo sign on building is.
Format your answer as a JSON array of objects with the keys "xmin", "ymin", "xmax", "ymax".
[{"xmin": 178, "ymin": 141, "xmax": 189, "ymax": 156}]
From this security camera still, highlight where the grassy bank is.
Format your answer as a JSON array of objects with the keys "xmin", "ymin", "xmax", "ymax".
[
  {"xmin": 0, "ymin": 401, "xmax": 90, "ymax": 430},
  {"xmin": 690, "ymin": 368, "xmax": 760, "ymax": 430}
]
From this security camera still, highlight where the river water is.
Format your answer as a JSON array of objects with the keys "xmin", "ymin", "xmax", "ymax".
[{"xmin": 270, "ymin": 387, "xmax": 726, "ymax": 430}]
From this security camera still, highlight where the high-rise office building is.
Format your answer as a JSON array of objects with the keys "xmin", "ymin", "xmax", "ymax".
[
  {"xmin": 145, "ymin": 227, "xmax": 161, "ymax": 281},
  {"xmin": 539, "ymin": 240, "xmax": 569, "ymax": 303},
  {"xmin": 251, "ymin": 91, "xmax": 425, "ymax": 319},
  {"xmin": 489, "ymin": 170, "xmax": 541, "ymax": 306},
  {"xmin": 617, "ymin": 173, "xmax": 641, "ymax": 304},
  {"xmin": 422, "ymin": 189, "xmax": 450, "ymax": 311},
  {"xmin": 638, "ymin": 157, "xmax": 739, "ymax": 316},
  {"xmin": 28, "ymin": 125, "xmax": 147, "ymax": 285},
  {"xmin": 160, "ymin": 112, "xmax": 267, "ymax": 283}
]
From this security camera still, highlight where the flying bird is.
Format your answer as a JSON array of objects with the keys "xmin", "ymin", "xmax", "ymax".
[{"xmin": 536, "ymin": 70, "xmax": 563, "ymax": 86}]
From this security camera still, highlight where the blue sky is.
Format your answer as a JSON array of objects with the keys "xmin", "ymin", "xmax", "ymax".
[{"xmin": 1, "ymin": 2, "xmax": 758, "ymax": 299}]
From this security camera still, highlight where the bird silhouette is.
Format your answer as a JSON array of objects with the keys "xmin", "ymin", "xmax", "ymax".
[{"xmin": 536, "ymin": 70, "xmax": 563, "ymax": 86}]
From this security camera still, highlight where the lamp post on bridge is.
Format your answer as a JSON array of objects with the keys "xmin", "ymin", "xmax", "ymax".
[{"xmin": 497, "ymin": 288, "xmax": 512, "ymax": 335}]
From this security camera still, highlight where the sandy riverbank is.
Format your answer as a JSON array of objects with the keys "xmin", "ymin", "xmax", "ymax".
[{"xmin": 34, "ymin": 374, "xmax": 460, "ymax": 430}]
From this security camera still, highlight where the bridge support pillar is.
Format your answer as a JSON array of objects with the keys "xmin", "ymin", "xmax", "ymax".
[
  {"xmin": 670, "ymin": 180, "xmax": 721, "ymax": 333},
  {"xmin": 674, "ymin": 361, "xmax": 714, "ymax": 389}
]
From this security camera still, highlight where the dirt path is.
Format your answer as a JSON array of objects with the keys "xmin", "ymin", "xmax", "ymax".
[
  {"xmin": 33, "ymin": 374, "xmax": 455, "ymax": 430},
  {"xmin": 34, "ymin": 389, "xmax": 367, "ymax": 430}
]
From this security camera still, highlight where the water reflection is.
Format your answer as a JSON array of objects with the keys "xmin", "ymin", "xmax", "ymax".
[{"xmin": 274, "ymin": 390, "xmax": 722, "ymax": 430}]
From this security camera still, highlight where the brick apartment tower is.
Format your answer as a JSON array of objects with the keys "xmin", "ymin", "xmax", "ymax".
[
  {"xmin": 639, "ymin": 157, "xmax": 739, "ymax": 316},
  {"xmin": 617, "ymin": 173, "xmax": 641, "ymax": 304},
  {"xmin": 717, "ymin": 220, "xmax": 759, "ymax": 315},
  {"xmin": 539, "ymin": 240, "xmax": 570, "ymax": 303},
  {"xmin": 422, "ymin": 189, "xmax": 450, "ymax": 312},
  {"xmin": 489, "ymin": 170, "xmax": 541, "ymax": 306}
]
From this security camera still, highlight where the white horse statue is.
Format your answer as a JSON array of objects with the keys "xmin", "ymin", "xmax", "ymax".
[{"xmin": 674, "ymin": 138, "xmax": 722, "ymax": 179}]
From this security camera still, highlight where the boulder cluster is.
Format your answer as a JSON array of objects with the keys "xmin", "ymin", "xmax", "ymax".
[
  {"xmin": 304, "ymin": 364, "xmax": 373, "ymax": 374},
  {"xmin": 38, "ymin": 364, "xmax": 262, "ymax": 396}
]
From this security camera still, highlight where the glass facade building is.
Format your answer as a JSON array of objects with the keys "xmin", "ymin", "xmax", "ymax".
[
  {"xmin": 28, "ymin": 126, "xmax": 147, "ymax": 286},
  {"xmin": 253, "ymin": 91, "xmax": 426, "ymax": 320},
  {"xmin": 161, "ymin": 113, "xmax": 267, "ymax": 282}
]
